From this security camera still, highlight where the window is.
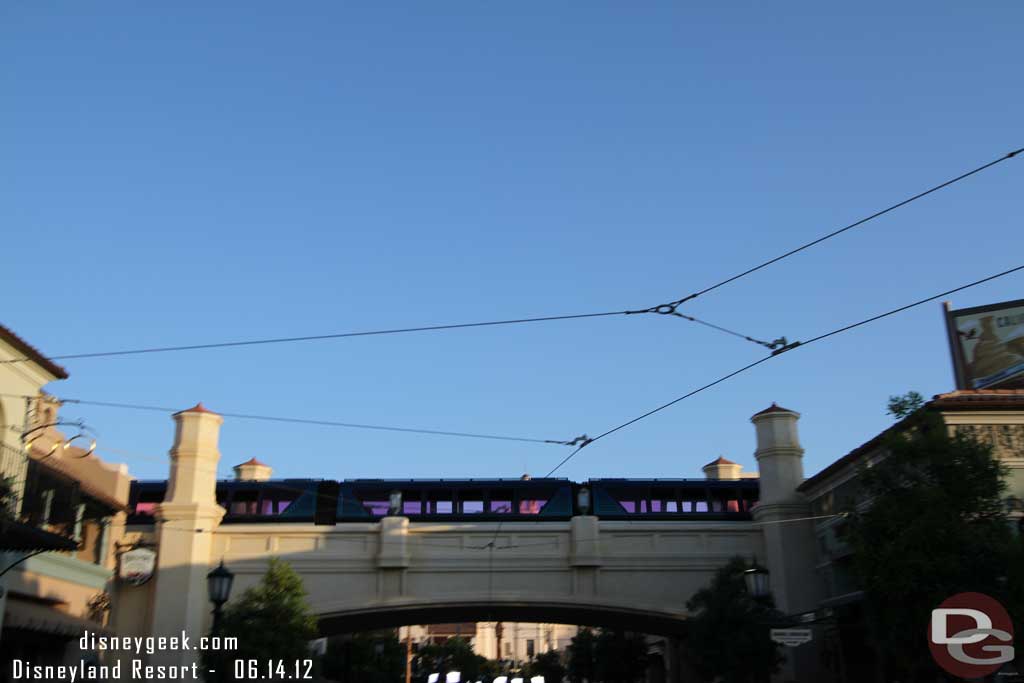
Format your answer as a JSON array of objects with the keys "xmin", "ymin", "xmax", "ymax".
[
  {"xmin": 490, "ymin": 500, "xmax": 512, "ymax": 514},
  {"xmin": 519, "ymin": 499, "xmax": 546, "ymax": 514},
  {"xmin": 403, "ymin": 500, "xmax": 423, "ymax": 515},
  {"xmin": 462, "ymin": 500, "xmax": 484, "ymax": 514},
  {"xmin": 73, "ymin": 503, "xmax": 86, "ymax": 540},
  {"xmin": 362, "ymin": 500, "xmax": 390, "ymax": 516},
  {"xmin": 695, "ymin": 501, "xmax": 709, "ymax": 512},
  {"xmin": 134, "ymin": 502, "xmax": 158, "ymax": 516},
  {"xmin": 526, "ymin": 640, "xmax": 535, "ymax": 658},
  {"xmin": 230, "ymin": 491, "xmax": 259, "ymax": 515},
  {"xmin": 41, "ymin": 489, "xmax": 55, "ymax": 522}
]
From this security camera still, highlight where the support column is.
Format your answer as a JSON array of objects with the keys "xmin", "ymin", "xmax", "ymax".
[
  {"xmin": 378, "ymin": 516, "xmax": 409, "ymax": 600},
  {"xmin": 570, "ymin": 515, "xmax": 601, "ymax": 600},
  {"xmin": 751, "ymin": 404, "xmax": 823, "ymax": 683},
  {"xmin": 149, "ymin": 403, "xmax": 226, "ymax": 670}
]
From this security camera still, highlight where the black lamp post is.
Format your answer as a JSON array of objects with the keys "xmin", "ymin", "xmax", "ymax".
[
  {"xmin": 207, "ymin": 560, "xmax": 235, "ymax": 634},
  {"xmin": 743, "ymin": 561, "xmax": 771, "ymax": 599}
]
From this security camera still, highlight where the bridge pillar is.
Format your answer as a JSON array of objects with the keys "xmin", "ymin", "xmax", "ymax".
[
  {"xmin": 751, "ymin": 404, "xmax": 822, "ymax": 682},
  {"xmin": 378, "ymin": 516, "xmax": 409, "ymax": 600},
  {"xmin": 150, "ymin": 404, "xmax": 226, "ymax": 671},
  {"xmin": 570, "ymin": 515, "xmax": 601, "ymax": 599}
]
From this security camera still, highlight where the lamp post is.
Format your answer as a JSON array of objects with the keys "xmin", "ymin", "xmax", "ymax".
[{"xmin": 207, "ymin": 560, "xmax": 235, "ymax": 635}]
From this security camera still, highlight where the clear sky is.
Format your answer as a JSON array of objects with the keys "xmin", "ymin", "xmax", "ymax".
[{"xmin": 2, "ymin": 2, "xmax": 1022, "ymax": 482}]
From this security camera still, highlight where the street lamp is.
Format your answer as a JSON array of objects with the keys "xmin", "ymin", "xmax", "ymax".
[
  {"xmin": 743, "ymin": 562, "xmax": 771, "ymax": 599},
  {"xmin": 576, "ymin": 487, "xmax": 591, "ymax": 515},
  {"xmin": 207, "ymin": 560, "xmax": 235, "ymax": 634},
  {"xmin": 389, "ymin": 490, "xmax": 403, "ymax": 516}
]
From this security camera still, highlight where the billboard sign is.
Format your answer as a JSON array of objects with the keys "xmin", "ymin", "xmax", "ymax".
[{"xmin": 945, "ymin": 299, "xmax": 1024, "ymax": 390}]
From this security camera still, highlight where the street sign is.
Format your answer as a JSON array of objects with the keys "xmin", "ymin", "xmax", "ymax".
[{"xmin": 770, "ymin": 628, "xmax": 813, "ymax": 647}]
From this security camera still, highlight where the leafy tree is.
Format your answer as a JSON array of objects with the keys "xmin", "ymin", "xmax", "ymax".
[
  {"xmin": 566, "ymin": 628, "xmax": 597, "ymax": 683},
  {"xmin": 566, "ymin": 628, "xmax": 646, "ymax": 683},
  {"xmin": 522, "ymin": 649, "xmax": 566, "ymax": 683},
  {"xmin": 413, "ymin": 636, "xmax": 495, "ymax": 683},
  {"xmin": 846, "ymin": 409, "xmax": 1016, "ymax": 681},
  {"xmin": 322, "ymin": 630, "xmax": 406, "ymax": 683},
  {"xmin": 202, "ymin": 558, "xmax": 319, "ymax": 682},
  {"xmin": 593, "ymin": 630, "xmax": 647, "ymax": 683},
  {"xmin": 683, "ymin": 557, "xmax": 783, "ymax": 683},
  {"xmin": 886, "ymin": 390, "xmax": 925, "ymax": 419}
]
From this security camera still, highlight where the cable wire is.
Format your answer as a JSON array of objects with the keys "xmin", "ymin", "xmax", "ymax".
[
  {"xmin": 0, "ymin": 395, "xmax": 578, "ymax": 446},
  {"xmin": 3, "ymin": 147, "xmax": 1016, "ymax": 365},
  {"xmin": 545, "ymin": 263, "xmax": 1024, "ymax": 476}
]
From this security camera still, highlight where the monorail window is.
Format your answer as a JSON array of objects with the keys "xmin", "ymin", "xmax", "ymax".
[
  {"xmin": 490, "ymin": 499, "xmax": 513, "ymax": 514},
  {"xmin": 134, "ymin": 502, "xmax": 158, "ymax": 516},
  {"xmin": 230, "ymin": 491, "xmax": 259, "ymax": 515},
  {"xmin": 462, "ymin": 500, "xmax": 484, "ymax": 514},
  {"xmin": 519, "ymin": 499, "xmax": 546, "ymax": 514},
  {"xmin": 363, "ymin": 500, "xmax": 390, "ymax": 516},
  {"xmin": 403, "ymin": 500, "xmax": 422, "ymax": 515},
  {"xmin": 262, "ymin": 498, "xmax": 295, "ymax": 515},
  {"xmin": 426, "ymin": 491, "xmax": 453, "ymax": 514}
]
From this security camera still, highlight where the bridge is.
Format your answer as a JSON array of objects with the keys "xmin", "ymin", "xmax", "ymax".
[{"xmin": 110, "ymin": 403, "xmax": 822, "ymax": 680}]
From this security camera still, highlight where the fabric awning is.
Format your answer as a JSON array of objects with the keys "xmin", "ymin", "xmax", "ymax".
[{"xmin": 2, "ymin": 598, "xmax": 111, "ymax": 638}]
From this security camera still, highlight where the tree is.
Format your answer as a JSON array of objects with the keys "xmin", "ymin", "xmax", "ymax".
[
  {"xmin": 886, "ymin": 390, "xmax": 925, "ymax": 419},
  {"xmin": 683, "ymin": 557, "xmax": 783, "ymax": 683},
  {"xmin": 566, "ymin": 628, "xmax": 597, "ymax": 683},
  {"xmin": 413, "ymin": 636, "xmax": 495, "ymax": 683},
  {"xmin": 202, "ymin": 558, "xmax": 319, "ymax": 682},
  {"xmin": 322, "ymin": 630, "xmax": 406, "ymax": 683},
  {"xmin": 566, "ymin": 628, "xmax": 647, "ymax": 683},
  {"xmin": 592, "ymin": 630, "xmax": 647, "ymax": 683},
  {"xmin": 846, "ymin": 408, "xmax": 1016, "ymax": 681},
  {"xmin": 523, "ymin": 649, "xmax": 566, "ymax": 683}
]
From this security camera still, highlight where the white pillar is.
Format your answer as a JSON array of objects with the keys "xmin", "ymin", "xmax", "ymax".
[
  {"xmin": 751, "ymin": 404, "xmax": 823, "ymax": 683},
  {"xmin": 149, "ymin": 403, "xmax": 226, "ymax": 670}
]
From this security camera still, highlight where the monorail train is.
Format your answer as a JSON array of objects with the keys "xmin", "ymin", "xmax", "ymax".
[{"xmin": 127, "ymin": 477, "xmax": 759, "ymax": 525}]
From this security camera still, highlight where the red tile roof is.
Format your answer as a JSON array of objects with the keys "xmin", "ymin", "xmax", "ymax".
[
  {"xmin": 235, "ymin": 458, "xmax": 269, "ymax": 468},
  {"xmin": 0, "ymin": 324, "xmax": 69, "ymax": 379},
  {"xmin": 703, "ymin": 456, "xmax": 737, "ymax": 468},
  {"xmin": 752, "ymin": 402, "xmax": 796, "ymax": 417},
  {"xmin": 177, "ymin": 402, "xmax": 216, "ymax": 415}
]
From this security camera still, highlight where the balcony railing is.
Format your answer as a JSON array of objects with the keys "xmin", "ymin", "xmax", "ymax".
[{"xmin": 0, "ymin": 440, "xmax": 79, "ymax": 551}]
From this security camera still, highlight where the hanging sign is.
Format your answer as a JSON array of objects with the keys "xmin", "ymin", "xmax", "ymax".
[
  {"xmin": 770, "ymin": 628, "xmax": 813, "ymax": 647},
  {"xmin": 119, "ymin": 547, "xmax": 156, "ymax": 586}
]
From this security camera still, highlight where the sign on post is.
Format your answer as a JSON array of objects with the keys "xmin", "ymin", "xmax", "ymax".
[{"xmin": 770, "ymin": 628, "xmax": 813, "ymax": 647}]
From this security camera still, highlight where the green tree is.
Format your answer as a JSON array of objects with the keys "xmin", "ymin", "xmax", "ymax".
[
  {"xmin": 322, "ymin": 630, "xmax": 405, "ymax": 683},
  {"xmin": 566, "ymin": 628, "xmax": 597, "ymax": 683},
  {"xmin": 413, "ymin": 636, "xmax": 495, "ymax": 683},
  {"xmin": 566, "ymin": 628, "xmax": 647, "ymax": 683},
  {"xmin": 846, "ymin": 409, "xmax": 1016, "ymax": 681},
  {"xmin": 522, "ymin": 649, "xmax": 566, "ymax": 683},
  {"xmin": 202, "ymin": 558, "xmax": 319, "ymax": 682},
  {"xmin": 683, "ymin": 557, "xmax": 783, "ymax": 683},
  {"xmin": 593, "ymin": 630, "xmax": 647, "ymax": 683},
  {"xmin": 886, "ymin": 390, "xmax": 925, "ymax": 419}
]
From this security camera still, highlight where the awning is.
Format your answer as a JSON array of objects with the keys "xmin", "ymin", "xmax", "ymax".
[
  {"xmin": 0, "ymin": 518, "xmax": 79, "ymax": 552},
  {"xmin": 2, "ymin": 598, "xmax": 111, "ymax": 638}
]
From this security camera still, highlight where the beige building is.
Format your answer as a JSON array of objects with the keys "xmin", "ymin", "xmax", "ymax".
[
  {"xmin": 0, "ymin": 325, "xmax": 132, "ymax": 672},
  {"xmin": 797, "ymin": 389, "xmax": 1024, "ymax": 683}
]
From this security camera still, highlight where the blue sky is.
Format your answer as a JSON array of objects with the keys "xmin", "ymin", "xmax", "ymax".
[{"xmin": 2, "ymin": 2, "xmax": 1022, "ymax": 482}]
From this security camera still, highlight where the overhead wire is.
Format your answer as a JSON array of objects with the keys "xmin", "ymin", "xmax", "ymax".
[
  {"xmin": 545, "ymin": 263, "xmax": 1024, "ymax": 476},
  {"xmin": 1, "ymin": 146, "xmax": 1017, "ymax": 365},
  {"xmin": 0, "ymin": 394, "xmax": 581, "ymax": 447}
]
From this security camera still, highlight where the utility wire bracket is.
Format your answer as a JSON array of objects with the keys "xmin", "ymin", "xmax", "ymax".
[{"xmin": 626, "ymin": 301, "xmax": 790, "ymax": 351}]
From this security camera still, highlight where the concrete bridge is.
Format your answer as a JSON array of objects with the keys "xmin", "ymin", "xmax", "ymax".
[{"xmin": 111, "ymin": 403, "xmax": 821, "ymax": 679}]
